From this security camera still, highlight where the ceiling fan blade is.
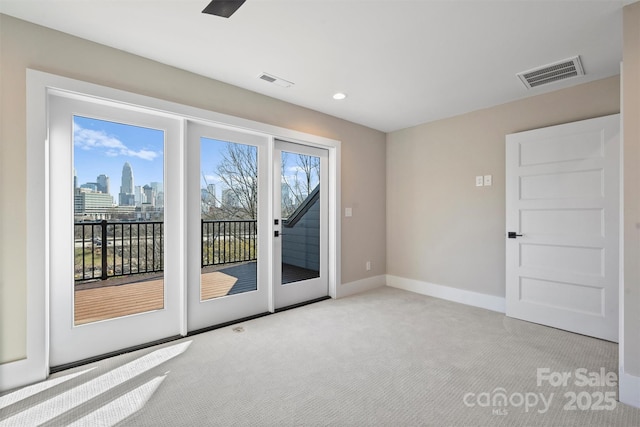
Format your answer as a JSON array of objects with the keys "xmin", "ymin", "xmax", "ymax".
[{"xmin": 202, "ymin": 0, "xmax": 246, "ymax": 18}]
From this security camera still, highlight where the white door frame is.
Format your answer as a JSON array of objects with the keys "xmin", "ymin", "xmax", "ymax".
[{"xmin": 9, "ymin": 69, "xmax": 340, "ymax": 390}]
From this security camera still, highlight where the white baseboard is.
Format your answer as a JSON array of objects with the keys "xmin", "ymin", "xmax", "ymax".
[
  {"xmin": 619, "ymin": 370, "xmax": 640, "ymax": 408},
  {"xmin": 337, "ymin": 275, "xmax": 385, "ymax": 298},
  {"xmin": 386, "ymin": 275, "xmax": 506, "ymax": 313}
]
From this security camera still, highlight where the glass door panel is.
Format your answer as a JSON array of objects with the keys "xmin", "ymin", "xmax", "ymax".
[
  {"xmin": 279, "ymin": 150, "xmax": 321, "ymax": 284},
  {"xmin": 73, "ymin": 116, "xmax": 165, "ymax": 325},
  {"xmin": 200, "ymin": 138, "xmax": 258, "ymax": 301},
  {"xmin": 274, "ymin": 141, "xmax": 328, "ymax": 309}
]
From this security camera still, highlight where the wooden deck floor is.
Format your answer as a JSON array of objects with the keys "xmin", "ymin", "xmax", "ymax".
[{"xmin": 74, "ymin": 262, "xmax": 319, "ymax": 325}]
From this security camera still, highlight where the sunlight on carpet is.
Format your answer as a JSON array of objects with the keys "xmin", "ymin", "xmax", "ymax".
[{"xmin": 0, "ymin": 341, "xmax": 191, "ymax": 426}]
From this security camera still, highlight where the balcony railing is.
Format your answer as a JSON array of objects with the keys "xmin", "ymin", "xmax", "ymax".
[
  {"xmin": 201, "ymin": 219, "xmax": 257, "ymax": 267},
  {"xmin": 74, "ymin": 219, "xmax": 257, "ymax": 282},
  {"xmin": 75, "ymin": 220, "xmax": 163, "ymax": 281}
]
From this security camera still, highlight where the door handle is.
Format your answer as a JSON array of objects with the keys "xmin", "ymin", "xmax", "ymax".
[
  {"xmin": 274, "ymin": 230, "xmax": 280, "ymax": 237},
  {"xmin": 507, "ymin": 232, "xmax": 523, "ymax": 239}
]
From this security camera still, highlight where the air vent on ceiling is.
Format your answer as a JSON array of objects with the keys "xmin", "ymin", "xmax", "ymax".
[
  {"xmin": 517, "ymin": 56, "xmax": 584, "ymax": 90},
  {"xmin": 258, "ymin": 73, "xmax": 294, "ymax": 88}
]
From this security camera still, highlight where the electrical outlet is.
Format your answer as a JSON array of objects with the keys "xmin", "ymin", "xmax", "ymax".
[
  {"xmin": 484, "ymin": 175, "xmax": 492, "ymax": 186},
  {"xmin": 475, "ymin": 176, "xmax": 484, "ymax": 187},
  {"xmin": 366, "ymin": 261, "xmax": 371, "ymax": 271}
]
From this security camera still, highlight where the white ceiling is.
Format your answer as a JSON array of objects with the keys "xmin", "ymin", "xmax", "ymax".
[{"xmin": 0, "ymin": 0, "xmax": 634, "ymax": 132}]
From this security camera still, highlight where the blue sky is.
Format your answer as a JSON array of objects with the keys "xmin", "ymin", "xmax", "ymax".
[
  {"xmin": 74, "ymin": 115, "xmax": 164, "ymax": 203},
  {"xmin": 73, "ymin": 115, "xmax": 316, "ymax": 204},
  {"xmin": 73, "ymin": 117, "xmax": 228, "ymax": 203},
  {"xmin": 200, "ymin": 137, "xmax": 227, "ymax": 200}
]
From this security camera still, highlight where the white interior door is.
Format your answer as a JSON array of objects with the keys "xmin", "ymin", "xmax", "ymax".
[
  {"xmin": 505, "ymin": 114, "xmax": 620, "ymax": 342},
  {"xmin": 186, "ymin": 122, "xmax": 270, "ymax": 331},
  {"xmin": 49, "ymin": 94, "xmax": 183, "ymax": 367},
  {"xmin": 273, "ymin": 140, "xmax": 329, "ymax": 309}
]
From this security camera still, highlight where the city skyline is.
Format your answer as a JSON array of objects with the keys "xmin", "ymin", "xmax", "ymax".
[
  {"xmin": 75, "ymin": 164, "xmax": 163, "ymax": 208},
  {"xmin": 74, "ymin": 116, "xmax": 318, "ymax": 206},
  {"xmin": 73, "ymin": 115, "xmax": 164, "ymax": 205}
]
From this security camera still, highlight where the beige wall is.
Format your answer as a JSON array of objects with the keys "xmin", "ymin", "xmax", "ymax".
[
  {"xmin": 623, "ymin": 1, "xmax": 640, "ymax": 377},
  {"xmin": 0, "ymin": 14, "xmax": 387, "ymax": 364},
  {"xmin": 387, "ymin": 76, "xmax": 620, "ymax": 297}
]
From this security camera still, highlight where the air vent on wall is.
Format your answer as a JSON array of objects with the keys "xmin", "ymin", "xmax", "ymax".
[
  {"xmin": 517, "ymin": 56, "xmax": 584, "ymax": 90},
  {"xmin": 258, "ymin": 72, "xmax": 294, "ymax": 88}
]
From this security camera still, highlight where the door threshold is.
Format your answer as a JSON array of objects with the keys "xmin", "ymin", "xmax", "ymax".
[
  {"xmin": 50, "ymin": 334, "xmax": 183, "ymax": 374},
  {"xmin": 274, "ymin": 295, "xmax": 331, "ymax": 313},
  {"xmin": 50, "ymin": 296, "xmax": 331, "ymax": 374}
]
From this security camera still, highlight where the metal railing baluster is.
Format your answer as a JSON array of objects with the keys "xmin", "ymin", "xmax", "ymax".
[{"xmin": 74, "ymin": 219, "xmax": 257, "ymax": 282}]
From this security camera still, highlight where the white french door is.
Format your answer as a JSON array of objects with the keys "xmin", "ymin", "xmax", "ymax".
[
  {"xmin": 186, "ymin": 122, "xmax": 270, "ymax": 331},
  {"xmin": 505, "ymin": 114, "xmax": 620, "ymax": 342},
  {"xmin": 49, "ymin": 96, "xmax": 332, "ymax": 368},
  {"xmin": 273, "ymin": 140, "xmax": 329, "ymax": 309},
  {"xmin": 186, "ymin": 129, "xmax": 330, "ymax": 327},
  {"xmin": 49, "ymin": 94, "xmax": 184, "ymax": 367}
]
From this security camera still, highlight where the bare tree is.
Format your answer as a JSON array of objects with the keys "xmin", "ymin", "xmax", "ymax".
[
  {"xmin": 201, "ymin": 144, "xmax": 319, "ymax": 220},
  {"xmin": 281, "ymin": 152, "xmax": 320, "ymax": 218},
  {"xmin": 214, "ymin": 142, "xmax": 258, "ymax": 220}
]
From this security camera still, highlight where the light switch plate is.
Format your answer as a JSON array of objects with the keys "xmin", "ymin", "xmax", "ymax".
[
  {"xmin": 484, "ymin": 175, "xmax": 492, "ymax": 186},
  {"xmin": 345, "ymin": 207, "xmax": 353, "ymax": 217},
  {"xmin": 476, "ymin": 176, "xmax": 484, "ymax": 187}
]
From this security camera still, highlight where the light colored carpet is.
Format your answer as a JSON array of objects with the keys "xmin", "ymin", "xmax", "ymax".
[{"xmin": 3, "ymin": 286, "xmax": 640, "ymax": 426}]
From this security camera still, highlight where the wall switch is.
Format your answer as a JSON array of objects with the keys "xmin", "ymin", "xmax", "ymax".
[
  {"xmin": 345, "ymin": 207, "xmax": 353, "ymax": 217},
  {"xmin": 366, "ymin": 261, "xmax": 371, "ymax": 271},
  {"xmin": 483, "ymin": 175, "xmax": 492, "ymax": 186},
  {"xmin": 475, "ymin": 176, "xmax": 484, "ymax": 187}
]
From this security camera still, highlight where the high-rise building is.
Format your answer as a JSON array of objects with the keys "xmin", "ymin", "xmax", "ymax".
[
  {"xmin": 150, "ymin": 182, "xmax": 163, "ymax": 194},
  {"xmin": 118, "ymin": 162, "xmax": 135, "ymax": 206},
  {"xmin": 134, "ymin": 185, "xmax": 144, "ymax": 206},
  {"xmin": 222, "ymin": 188, "xmax": 240, "ymax": 208},
  {"xmin": 205, "ymin": 183, "xmax": 216, "ymax": 206},
  {"xmin": 155, "ymin": 191, "xmax": 164, "ymax": 208},
  {"xmin": 201, "ymin": 184, "xmax": 216, "ymax": 213},
  {"xmin": 96, "ymin": 174, "xmax": 110, "ymax": 194},
  {"xmin": 150, "ymin": 181, "xmax": 164, "ymax": 208},
  {"xmin": 143, "ymin": 184, "xmax": 155, "ymax": 207},
  {"xmin": 74, "ymin": 188, "xmax": 114, "ymax": 218},
  {"xmin": 207, "ymin": 183, "xmax": 216, "ymax": 198},
  {"xmin": 80, "ymin": 182, "xmax": 98, "ymax": 192}
]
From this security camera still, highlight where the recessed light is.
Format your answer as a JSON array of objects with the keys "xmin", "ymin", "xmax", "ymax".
[{"xmin": 333, "ymin": 92, "xmax": 347, "ymax": 100}]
